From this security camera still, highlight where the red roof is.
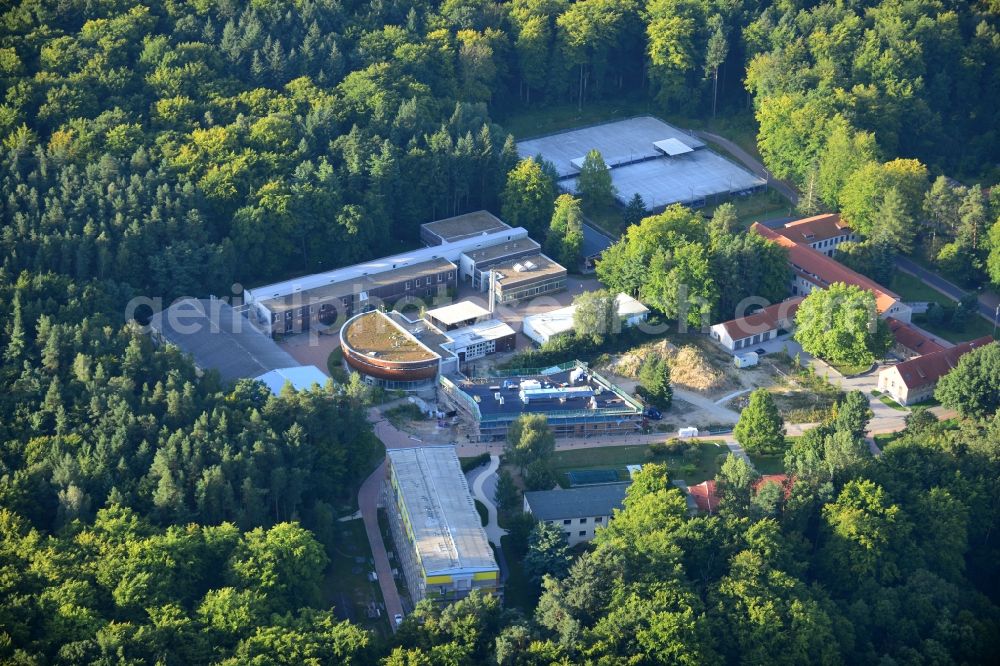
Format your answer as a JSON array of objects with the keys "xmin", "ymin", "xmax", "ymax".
[
  {"xmin": 688, "ymin": 480, "xmax": 718, "ymax": 514},
  {"xmin": 716, "ymin": 297, "xmax": 804, "ymax": 340},
  {"xmin": 753, "ymin": 474, "xmax": 793, "ymax": 498},
  {"xmin": 775, "ymin": 214, "xmax": 853, "ymax": 244},
  {"xmin": 752, "ymin": 223, "xmax": 900, "ymax": 314},
  {"xmin": 889, "ymin": 336, "xmax": 993, "ymax": 389},
  {"xmin": 886, "ymin": 317, "xmax": 946, "ymax": 356}
]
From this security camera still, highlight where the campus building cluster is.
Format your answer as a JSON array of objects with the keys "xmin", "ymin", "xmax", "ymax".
[
  {"xmin": 243, "ymin": 212, "xmax": 566, "ymax": 337},
  {"xmin": 339, "ymin": 305, "xmax": 517, "ymax": 391},
  {"xmin": 709, "ymin": 215, "xmax": 912, "ymax": 354}
]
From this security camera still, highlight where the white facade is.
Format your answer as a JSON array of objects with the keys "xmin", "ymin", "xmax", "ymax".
[
  {"xmin": 522, "ymin": 293, "xmax": 649, "ymax": 345},
  {"xmin": 877, "ymin": 366, "xmax": 928, "ymax": 406},
  {"xmin": 709, "ymin": 323, "xmax": 781, "ymax": 352}
]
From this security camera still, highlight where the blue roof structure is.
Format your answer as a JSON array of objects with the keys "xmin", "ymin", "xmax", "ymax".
[{"xmin": 254, "ymin": 365, "xmax": 329, "ymax": 394}]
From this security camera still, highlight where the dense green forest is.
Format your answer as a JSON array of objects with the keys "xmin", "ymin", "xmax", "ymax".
[{"xmin": 1, "ymin": 0, "xmax": 1000, "ymax": 663}]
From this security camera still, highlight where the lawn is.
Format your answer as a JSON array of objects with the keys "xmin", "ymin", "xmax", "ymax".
[
  {"xmin": 890, "ymin": 271, "xmax": 953, "ymax": 307},
  {"xmin": 748, "ymin": 454, "xmax": 785, "ymax": 475},
  {"xmin": 871, "ymin": 390, "xmax": 907, "ymax": 411},
  {"xmin": 584, "ymin": 203, "xmax": 626, "ymax": 237},
  {"xmin": 700, "ymin": 189, "xmax": 793, "ymax": 228},
  {"xmin": 383, "ymin": 403, "xmax": 423, "ymax": 429},
  {"xmin": 323, "ymin": 519, "xmax": 387, "ymax": 635},
  {"xmin": 327, "ymin": 346, "xmax": 348, "ymax": 382},
  {"xmin": 873, "ymin": 431, "xmax": 902, "ymax": 448},
  {"xmin": 829, "ymin": 361, "xmax": 874, "ymax": 377},
  {"xmin": 911, "ymin": 313, "xmax": 996, "ymax": 344},
  {"xmin": 549, "ymin": 441, "xmax": 727, "ymax": 486}
]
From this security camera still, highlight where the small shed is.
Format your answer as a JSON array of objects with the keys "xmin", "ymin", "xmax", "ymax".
[
  {"xmin": 678, "ymin": 427, "xmax": 699, "ymax": 439},
  {"xmin": 734, "ymin": 352, "xmax": 759, "ymax": 369}
]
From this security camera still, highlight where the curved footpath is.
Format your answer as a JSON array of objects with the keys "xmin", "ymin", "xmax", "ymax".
[{"xmin": 466, "ymin": 455, "xmax": 508, "ymax": 546}]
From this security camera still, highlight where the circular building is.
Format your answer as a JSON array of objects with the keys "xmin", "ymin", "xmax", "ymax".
[{"xmin": 340, "ymin": 311, "xmax": 442, "ymax": 390}]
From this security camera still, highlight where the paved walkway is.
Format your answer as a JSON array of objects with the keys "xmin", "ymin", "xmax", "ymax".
[
  {"xmin": 715, "ymin": 387, "xmax": 753, "ymax": 405},
  {"xmin": 692, "ymin": 130, "xmax": 799, "ymax": 204},
  {"xmin": 466, "ymin": 455, "xmax": 507, "ymax": 545},
  {"xmin": 673, "ymin": 386, "xmax": 741, "ymax": 423}
]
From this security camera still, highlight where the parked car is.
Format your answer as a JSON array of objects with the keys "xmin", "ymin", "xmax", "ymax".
[
  {"xmin": 645, "ymin": 407, "xmax": 663, "ymax": 420},
  {"xmin": 755, "ymin": 348, "xmax": 767, "ymax": 355},
  {"xmin": 394, "ymin": 613, "xmax": 403, "ymax": 628}
]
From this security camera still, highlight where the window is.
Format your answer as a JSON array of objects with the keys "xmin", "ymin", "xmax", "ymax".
[
  {"xmin": 449, "ymin": 271, "xmax": 455, "ymax": 279},
  {"xmin": 405, "ymin": 281, "xmax": 411, "ymax": 290},
  {"xmin": 578, "ymin": 531, "xmax": 586, "ymax": 537},
  {"xmin": 579, "ymin": 518, "xmax": 587, "ymax": 524},
  {"xmin": 563, "ymin": 519, "xmax": 571, "ymax": 525},
  {"xmin": 438, "ymin": 273, "xmax": 443, "ymax": 282},
  {"xmin": 595, "ymin": 516, "xmax": 603, "ymax": 523},
  {"xmin": 426, "ymin": 277, "xmax": 432, "ymax": 286}
]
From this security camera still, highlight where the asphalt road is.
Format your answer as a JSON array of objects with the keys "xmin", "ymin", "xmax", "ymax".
[
  {"xmin": 692, "ymin": 130, "xmax": 800, "ymax": 205},
  {"xmin": 895, "ymin": 256, "xmax": 1000, "ymax": 326}
]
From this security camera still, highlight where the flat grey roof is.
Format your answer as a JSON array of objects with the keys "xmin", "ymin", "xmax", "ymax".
[
  {"xmin": 563, "ymin": 151, "xmax": 766, "ymax": 209},
  {"xmin": 260, "ymin": 258, "xmax": 456, "ymax": 313},
  {"xmin": 462, "ymin": 237, "xmax": 541, "ymax": 265},
  {"xmin": 492, "ymin": 254, "xmax": 566, "ymax": 287},
  {"xmin": 387, "ymin": 447, "xmax": 498, "ymax": 576},
  {"xmin": 150, "ymin": 299, "xmax": 299, "ymax": 382},
  {"xmin": 425, "ymin": 301, "xmax": 492, "ymax": 326},
  {"xmin": 525, "ymin": 483, "xmax": 630, "ymax": 521},
  {"xmin": 422, "ymin": 211, "xmax": 511, "ymax": 243},
  {"xmin": 247, "ymin": 227, "xmax": 529, "ymax": 304},
  {"xmin": 516, "ymin": 116, "xmax": 705, "ymax": 178}
]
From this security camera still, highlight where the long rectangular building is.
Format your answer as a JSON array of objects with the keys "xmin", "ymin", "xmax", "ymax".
[
  {"xmin": 439, "ymin": 362, "xmax": 645, "ymax": 442},
  {"xmin": 384, "ymin": 447, "xmax": 500, "ymax": 604},
  {"xmin": 245, "ymin": 218, "xmax": 531, "ymax": 336},
  {"xmin": 752, "ymin": 223, "xmax": 912, "ymax": 322}
]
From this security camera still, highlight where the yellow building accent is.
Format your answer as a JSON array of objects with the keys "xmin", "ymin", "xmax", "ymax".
[
  {"xmin": 473, "ymin": 571, "xmax": 497, "ymax": 581},
  {"xmin": 425, "ymin": 575, "xmax": 453, "ymax": 585}
]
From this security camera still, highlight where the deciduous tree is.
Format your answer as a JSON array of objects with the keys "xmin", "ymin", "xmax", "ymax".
[{"xmin": 733, "ymin": 389, "xmax": 785, "ymax": 454}]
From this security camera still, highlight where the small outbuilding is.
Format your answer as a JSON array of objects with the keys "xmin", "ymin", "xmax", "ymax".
[{"xmin": 734, "ymin": 352, "xmax": 759, "ymax": 369}]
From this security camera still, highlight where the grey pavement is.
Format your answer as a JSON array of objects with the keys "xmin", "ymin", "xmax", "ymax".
[{"xmin": 465, "ymin": 455, "xmax": 508, "ymax": 546}]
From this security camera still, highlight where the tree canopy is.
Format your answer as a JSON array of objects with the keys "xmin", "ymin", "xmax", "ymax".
[{"xmin": 794, "ymin": 283, "xmax": 892, "ymax": 367}]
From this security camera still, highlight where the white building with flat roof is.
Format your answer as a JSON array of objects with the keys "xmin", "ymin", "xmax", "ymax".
[
  {"xmin": 522, "ymin": 293, "xmax": 650, "ymax": 345},
  {"xmin": 384, "ymin": 447, "xmax": 500, "ymax": 604}
]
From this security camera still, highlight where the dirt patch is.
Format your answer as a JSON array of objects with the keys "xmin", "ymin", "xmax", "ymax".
[{"xmin": 600, "ymin": 338, "xmax": 737, "ymax": 394}]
